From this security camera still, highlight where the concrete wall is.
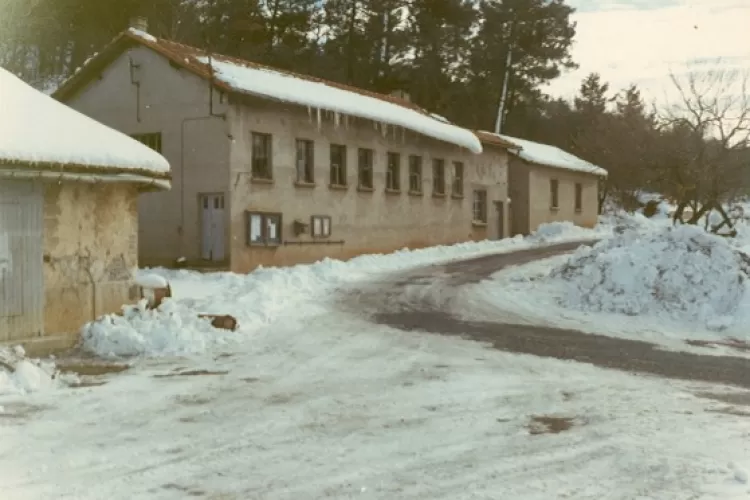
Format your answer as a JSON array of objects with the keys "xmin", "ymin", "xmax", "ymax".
[
  {"xmin": 64, "ymin": 46, "xmax": 230, "ymax": 266},
  {"xmin": 509, "ymin": 156, "xmax": 600, "ymax": 234},
  {"xmin": 227, "ymin": 97, "xmax": 509, "ymax": 272},
  {"xmin": 42, "ymin": 182, "xmax": 140, "ymax": 346}
]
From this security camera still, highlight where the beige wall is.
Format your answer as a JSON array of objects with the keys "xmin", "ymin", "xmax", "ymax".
[
  {"xmin": 43, "ymin": 182, "xmax": 140, "ymax": 342},
  {"xmin": 227, "ymin": 97, "xmax": 509, "ymax": 272},
  {"xmin": 509, "ymin": 156, "xmax": 600, "ymax": 234},
  {"xmin": 64, "ymin": 46, "xmax": 229, "ymax": 266}
]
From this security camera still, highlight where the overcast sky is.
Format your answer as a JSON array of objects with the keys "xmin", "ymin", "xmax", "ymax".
[{"xmin": 545, "ymin": 0, "xmax": 750, "ymax": 106}]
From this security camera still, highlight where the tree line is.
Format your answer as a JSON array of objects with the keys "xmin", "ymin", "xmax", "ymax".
[{"xmin": 2, "ymin": 0, "xmax": 749, "ymax": 229}]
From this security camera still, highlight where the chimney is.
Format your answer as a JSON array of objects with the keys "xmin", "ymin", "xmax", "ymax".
[
  {"xmin": 389, "ymin": 89, "xmax": 410, "ymax": 102},
  {"xmin": 129, "ymin": 16, "xmax": 149, "ymax": 33}
]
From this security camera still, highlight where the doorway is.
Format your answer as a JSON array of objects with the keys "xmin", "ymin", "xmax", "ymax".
[
  {"xmin": 494, "ymin": 201, "xmax": 505, "ymax": 240},
  {"xmin": 200, "ymin": 193, "xmax": 226, "ymax": 261}
]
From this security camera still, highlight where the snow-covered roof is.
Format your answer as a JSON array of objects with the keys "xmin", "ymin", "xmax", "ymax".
[
  {"xmin": 0, "ymin": 68, "xmax": 170, "ymax": 177},
  {"xmin": 197, "ymin": 56, "xmax": 481, "ymax": 153},
  {"xmin": 54, "ymin": 28, "xmax": 482, "ymax": 154},
  {"xmin": 479, "ymin": 131, "xmax": 608, "ymax": 177}
]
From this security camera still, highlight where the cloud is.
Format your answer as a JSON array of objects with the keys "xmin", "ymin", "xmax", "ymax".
[{"xmin": 547, "ymin": 0, "xmax": 750, "ymax": 107}]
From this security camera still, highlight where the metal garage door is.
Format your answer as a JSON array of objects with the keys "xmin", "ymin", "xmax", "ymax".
[{"xmin": 0, "ymin": 180, "xmax": 44, "ymax": 341}]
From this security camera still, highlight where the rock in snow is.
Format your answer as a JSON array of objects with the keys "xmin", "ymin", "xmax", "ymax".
[{"xmin": 551, "ymin": 225, "xmax": 750, "ymax": 328}]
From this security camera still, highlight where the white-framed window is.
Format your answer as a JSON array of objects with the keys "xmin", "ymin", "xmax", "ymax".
[
  {"xmin": 246, "ymin": 211, "xmax": 282, "ymax": 246},
  {"xmin": 311, "ymin": 215, "xmax": 332, "ymax": 238}
]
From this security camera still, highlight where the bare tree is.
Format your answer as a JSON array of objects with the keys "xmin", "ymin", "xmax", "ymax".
[{"xmin": 656, "ymin": 63, "xmax": 750, "ymax": 235}]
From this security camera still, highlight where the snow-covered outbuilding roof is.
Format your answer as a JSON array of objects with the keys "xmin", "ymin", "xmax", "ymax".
[
  {"xmin": 54, "ymin": 29, "xmax": 482, "ymax": 154},
  {"xmin": 476, "ymin": 131, "xmax": 608, "ymax": 177},
  {"xmin": 0, "ymin": 67, "xmax": 170, "ymax": 187}
]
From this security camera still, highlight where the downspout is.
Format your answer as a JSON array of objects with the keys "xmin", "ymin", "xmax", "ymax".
[
  {"xmin": 175, "ymin": 50, "xmax": 227, "ymax": 257},
  {"xmin": 129, "ymin": 57, "xmax": 142, "ymax": 123}
]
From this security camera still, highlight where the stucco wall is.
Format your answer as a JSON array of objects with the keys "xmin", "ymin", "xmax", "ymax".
[
  {"xmin": 64, "ymin": 45, "xmax": 229, "ymax": 266},
  {"xmin": 525, "ymin": 161, "xmax": 600, "ymax": 232},
  {"xmin": 43, "ymin": 182, "xmax": 139, "ymax": 340},
  {"xmin": 227, "ymin": 97, "xmax": 509, "ymax": 272}
]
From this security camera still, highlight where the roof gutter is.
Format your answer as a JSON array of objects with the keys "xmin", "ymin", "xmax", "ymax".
[{"xmin": 0, "ymin": 169, "xmax": 171, "ymax": 190}]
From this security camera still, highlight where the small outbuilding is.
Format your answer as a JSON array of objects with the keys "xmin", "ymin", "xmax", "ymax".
[
  {"xmin": 0, "ymin": 67, "xmax": 170, "ymax": 352},
  {"xmin": 476, "ymin": 131, "xmax": 608, "ymax": 235}
]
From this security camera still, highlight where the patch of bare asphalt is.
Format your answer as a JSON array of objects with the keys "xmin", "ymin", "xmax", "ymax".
[
  {"xmin": 153, "ymin": 369, "xmax": 229, "ymax": 378},
  {"xmin": 527, "ymin": 415, "xmax": 578, "ymax": 435},
  {"xmin": 341, "ymin": 240, "xmax": 750, "ymax": 389}
]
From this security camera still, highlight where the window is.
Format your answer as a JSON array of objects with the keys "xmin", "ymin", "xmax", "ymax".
[
  {"xmin": 358, "ymin": 148, "xmax": 374, "ymax": 189},
  {"xmin": 550, "ymin": 179, "xmax": 559, "ymax": 209},
  {"xmin": 295, "ymin": 139, "xmax": 314, "ymax": 184},
  {"xmin": 452, "ymin": 161, "xmax": 464, "ymax": 196},
  {"xmin": 574, "ymin": 183, "xmax": 583, "ymax": 212},
  {"xmin": 432, "ymin": 158, "xmax": 446, "ymax": 195},
  {"xmin": 131, "ymin": 132, "xmax": 162, "ymax": 153},
  {"xmin": 408, "ymin": 155, "xmax": 422, "ymax": 193},
  {"xmin": 311, "ymin": 215, "xmax": 332, "ymax": 238},
  {"xmin": 246, "ymin": 211, "xmax": 282, "ymax": 246},
  {"xmin": 386, "ymin": 152, "xmax": 401, "ymax": 191},
  {"xmin": 251, "ymin": 132, "xmax": 273, "ymax": 180},
  {"xmin": 473, "ymin": 189, "xmax": 488, "ymax": 223},
  {"xmin": 330, "ymin": 144, "xmax": 347, "ymax": 186}
]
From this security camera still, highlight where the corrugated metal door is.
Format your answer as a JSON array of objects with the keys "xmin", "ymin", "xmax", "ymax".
[{"xmin": 0, "ymin": 180, "xmax": 44, "ymax": 341}]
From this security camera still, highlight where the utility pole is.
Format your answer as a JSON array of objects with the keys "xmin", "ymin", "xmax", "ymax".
[{"xmin": 494, "ymin": 16, "xmax": 515, "ymax": 135}]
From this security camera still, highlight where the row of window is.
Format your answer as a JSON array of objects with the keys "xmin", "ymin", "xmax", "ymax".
[
  {"xmin": 247, "ymin": 212, "xmax": 334, "ymax": 246},
  {"xmin": 253, "ymin": 133, "xmax": 466, "ymax": 196},
  {"xmin": 550, "ymin": 179, "xmax": 584, "ymax": 212},
  {"xmin": 246, "ymin": 189, "xmax": 489, "ymax": 246}
]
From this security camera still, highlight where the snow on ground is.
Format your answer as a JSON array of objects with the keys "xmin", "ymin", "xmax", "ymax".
[
  {"xmin": 456, "ymin": 220, "xmax": 750, "ymax": 354},
  {"xmin": 0, "ymin": 347, "xmax": 78, "ymax": 396},
  {"xmin": 2, "ymin": 315, "xmax": 750, "ymax": 500},
  {"xmin": 82, "ymin": 221, "xmax": 609, "ymax": 358},
  {"xmin": 0, "ymin": 67, "xmax": 169, "ymax": 173},
  {"xmin": 3, "ymin": 215, "xmax": 750, "ymax": 499}
]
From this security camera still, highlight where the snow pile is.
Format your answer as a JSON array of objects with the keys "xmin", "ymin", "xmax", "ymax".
[
  {"xmin": 0, "ymin": 346, "xmax": 74, "ymax": 395},
  {"xmin": 551, "ymin": 225, "xmax": 750, "ymax": 327},
  {"xmin": 82, "ymin": 223, "xmax": 605, "ymax": 358},
  {"xmin": 196, "ymin": 57, "xmax": 482, "ymax": 153},
  {"xmin": 528, "ymin": 221, "xmax": 605, "ymax": 243}
]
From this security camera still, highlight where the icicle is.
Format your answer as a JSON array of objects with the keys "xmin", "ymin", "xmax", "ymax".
[
  {"xmin": 381, "ymin": 122, "xmax": 387, "ymax": 138},
  {"xmin": 307, "ymin": 106, "xmax": 312, "ymax": 122},
  {"xmin": 316, "ymin": 108, "xmax": 322, "ymax": 130},
  {"xmin": 334, "ymin": 111, "xmax": 340, "ymax": 128}
]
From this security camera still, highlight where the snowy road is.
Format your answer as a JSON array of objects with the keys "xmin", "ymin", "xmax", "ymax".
[
  {"xmin": 2, "ymin": 240, "xmax": 750, "ymax": 499},
  {"xmin": 342, "ymin": 241, "xmax": 750, "ymax": 388}
]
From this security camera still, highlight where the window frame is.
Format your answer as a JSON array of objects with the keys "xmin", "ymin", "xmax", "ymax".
[
  {"xmin": 473, "ymin": 189, "xmax": 488, "ymax": 223},
  {"xmin": 408, "ymin": 155, "xmax": 423, "ymax": 194},
  {"xmin": 550, "ymin": 179, "xmax": 560, "ymax": 209},
  {"xmin": 452, "ymin": 161, "xmax": 464, "ymax": 197},
  {"xmin": 310, "ymin": 215, "xmax": 332, "ymax": 238},
  {"xmin": 358, "ymin": 148, "xmax": 374, "ymax": 189},
  {"xmin": 432, "ymin": 158, "xmax": 446, "ymax": 196},
  {"xmin": 574, "ymin": 182, "xmax": 583, "ymax": 212},
  {"xmin": 386, "ymin": 152, "xmax": 401, "ymax": 191},
  {"xmin": 246, "ymin": 211, "xmax": 282, "ymax": 247},
  {"xmin": 295, "ymin": 138, "xmax": 315, "ymax": 184},
  {"xmin": 251, "ymin": 132, "xmax": 273, "ymax": 180},
  {"xmin": 330, "ymin": 144, "xmax": 348, "ymax": 187},
  {"xmin": 131, "ymin": 132, "xmax": 162, "ymax": 153}
]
